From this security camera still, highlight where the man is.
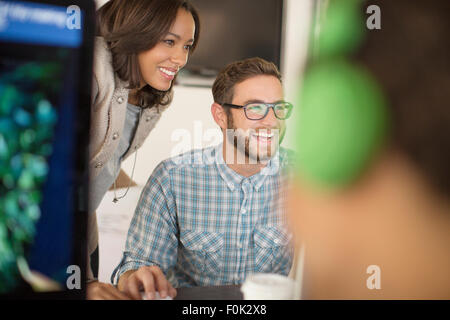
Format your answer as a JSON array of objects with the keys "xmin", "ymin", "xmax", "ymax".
[{"xmin": 112, "ymin": 57, "xmax": 295, "ymax": 300}]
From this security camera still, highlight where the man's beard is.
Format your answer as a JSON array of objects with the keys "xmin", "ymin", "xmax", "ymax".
[{"xmin": 225, "ymin": 114, "xmax": 285, "ymax": 164}]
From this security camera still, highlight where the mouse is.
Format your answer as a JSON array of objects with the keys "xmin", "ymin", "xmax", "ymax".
[{"xmin": 140, "ymin": 291, "xmax": 173, "ymax": 300}]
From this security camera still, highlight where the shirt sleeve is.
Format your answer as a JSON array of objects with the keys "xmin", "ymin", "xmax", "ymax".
[{"xmin": 111, "ymin": 161, "xmax": 179, "ymax": 284}]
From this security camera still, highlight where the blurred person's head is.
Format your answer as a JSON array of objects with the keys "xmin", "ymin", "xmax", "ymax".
[
  {"xmin": 290, "ymin": 0, "xmax": 450, "ymax": 299},
  {"xmin": 211, "ymin": 58, "xmax": 292, "ymax": 165}
]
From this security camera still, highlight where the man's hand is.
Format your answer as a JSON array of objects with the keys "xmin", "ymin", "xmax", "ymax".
[
  {"xmin": 118, "ymin": 266, "xmax": 177, "ymax": 300},
  {"xmin": 87, "ymin": 281, "xmax": 131, "ymax": 300}
]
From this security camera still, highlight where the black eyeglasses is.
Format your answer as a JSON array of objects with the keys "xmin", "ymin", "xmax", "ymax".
[{"xmin": 222, "ymin": 101, "xmax": 293, "ymax": 120}]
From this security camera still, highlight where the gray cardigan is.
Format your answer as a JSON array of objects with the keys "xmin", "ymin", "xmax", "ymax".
[
  {"xmin": 89, "ymin": 36, "xmax": 170, "ymax": 180},
  {"xmin": 87, "ymin": 37, "xmax": 170, "ymax": 281}
]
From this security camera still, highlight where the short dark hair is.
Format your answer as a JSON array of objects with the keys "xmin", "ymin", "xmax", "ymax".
[
  {"xmin": 96, "ymin": 0, "xmax": 200, "ymax": 108},
  {"xmin": 355, "ymin": 0, "xmax": 450, "ymax": 196},
  {"xmin": 212, "ymin": 57, "xmax": 282, "ymax": 106}
]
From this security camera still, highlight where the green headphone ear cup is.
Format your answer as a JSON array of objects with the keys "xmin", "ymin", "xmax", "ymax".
[
  {"xmin": 295, "ymin": 60, "xmax": 388, "ymax": 188},
  {"xmin": 314, "ymin": 0, "xmax": 365, "ymax": 58}
]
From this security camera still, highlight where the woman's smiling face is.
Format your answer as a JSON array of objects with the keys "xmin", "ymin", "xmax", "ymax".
[{"xmin": 137, "ymin": 8, "xmax": 195, "ymax": 91}]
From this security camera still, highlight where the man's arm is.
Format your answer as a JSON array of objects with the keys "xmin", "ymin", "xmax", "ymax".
[{"xmin": 113, "ymin": 161, "xmax": 179, "ymax": 299}]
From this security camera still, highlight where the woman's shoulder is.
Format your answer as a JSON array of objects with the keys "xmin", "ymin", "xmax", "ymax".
[
  {"xmin": 94, "ymin": 36, "xmax": 110, "ymax": 56},
  {"xmin": 94, "ymin": 36, "xmax": 108, "ymax": 49},
  {"xmin": 93, "ymin": 36, "xmax": 113, "ymax": 77},
  {"xmin": 92, "ymin": 37, "xmax": 128, "ymax": 95}
]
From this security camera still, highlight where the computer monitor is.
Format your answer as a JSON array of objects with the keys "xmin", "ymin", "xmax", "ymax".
[
  {"xmin": 184, "ymin": 0, "xmax": 283, "ymax": 75},
  {"xmin": 0, "ymin": 0, "xmax": 95, "ymax": 299}
]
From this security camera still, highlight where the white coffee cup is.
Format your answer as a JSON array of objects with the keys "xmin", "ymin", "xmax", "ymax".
[{"xmin": 241, "ymin": 273, "xmax": 295, "ymax": 300}]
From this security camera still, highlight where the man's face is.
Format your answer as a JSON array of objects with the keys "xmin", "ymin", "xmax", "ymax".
[{"xmin": 225, "ymin": 75, "xmax": 286, "ymax": 163}]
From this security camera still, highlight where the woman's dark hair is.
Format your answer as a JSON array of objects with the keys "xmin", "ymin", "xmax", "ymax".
[
  {"xmin": 96, "ymin": 0, "xmax": 200, "ymax": 108},
  {"xmin": 355, "ymin": 0, "xmax": 450, "ymax": 196}
]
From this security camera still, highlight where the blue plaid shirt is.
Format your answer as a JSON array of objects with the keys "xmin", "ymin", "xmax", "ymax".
[{"xmin": 112, "ymin": 143, "xmax": 294, "ymax": 288}]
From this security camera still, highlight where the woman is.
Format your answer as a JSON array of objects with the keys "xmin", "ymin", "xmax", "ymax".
[{"xmin": 87, "ymin": 0, "xmax": 200, "ymax": 299}]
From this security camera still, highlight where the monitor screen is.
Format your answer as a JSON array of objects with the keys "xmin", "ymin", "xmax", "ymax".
[
  {"xmin": 0, "ymin": 0, "xmax": 94, "ymax": 298},
  {"xmin": 185, "ymin": 0, "xmax": 283, "ymax": 76}
]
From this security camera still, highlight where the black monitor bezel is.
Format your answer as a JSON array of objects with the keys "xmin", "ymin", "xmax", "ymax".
[
  {"xmin": 0, "ymin": 0, "xmax": 95, "ymax": 300},
  {"xmin": 185, "ymin": 0, "xmax": 284, "ymax": 75}
]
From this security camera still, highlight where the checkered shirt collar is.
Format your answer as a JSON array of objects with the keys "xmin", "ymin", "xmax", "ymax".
[{"xmin": 214, "ymin": 143, "xmax": 281, "ymax": 192}]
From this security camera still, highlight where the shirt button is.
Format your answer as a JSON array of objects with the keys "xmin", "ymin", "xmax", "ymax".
[
  {"xmin": 112, "ymin": 132, "xmax": 119, "ymax": 140},
  {"xmin": 95, "ymin": 162, "xmax": 103, "ymax": 168},
  {"xmin": 146, "ymin": 116, "xmax": 151, "ymax": 122},
  {"xmin": 241, "ymin": 208, "xmax": 247, "ymax": 214},
  {"xmin": 117, "ymin": 96, "xmax": 124, "ymax": 104}
]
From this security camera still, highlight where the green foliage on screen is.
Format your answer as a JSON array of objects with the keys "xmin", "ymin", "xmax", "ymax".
[{"xmin": 0, "ymin": 61, "xmax": 59, "ymax": 292}]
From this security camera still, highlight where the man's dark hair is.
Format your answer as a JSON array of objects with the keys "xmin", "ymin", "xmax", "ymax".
[{"xmin": 212, "ymin": 57, "xmax": 282, "ymax": 105}]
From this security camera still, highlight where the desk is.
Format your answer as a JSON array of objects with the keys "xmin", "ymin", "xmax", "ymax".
[{"xmin": 175, "ymin": 285, "xmax": 243, "ymax": 300}]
